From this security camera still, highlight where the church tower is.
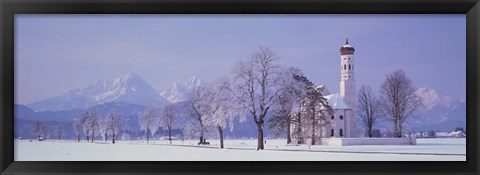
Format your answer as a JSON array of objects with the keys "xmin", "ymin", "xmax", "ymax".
[{"xmin": 339, "ymin": 36, "xmax": 357, "ymax": 137}]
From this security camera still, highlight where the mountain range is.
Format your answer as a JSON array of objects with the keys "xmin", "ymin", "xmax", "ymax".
[
  {"xmin": 28, "ymin": 73, "xmax": 169, "ymax": 112},
  {"xmin": 160, "ymin": 76, "xmax": 207, "ymax": 103},
  {"xmin": 409, "ymin": 87, "xmax": 466, "ymax": 132},
  {"xmin": 16, "ymin": 73, "xmax": 466, "ymax": 139}
]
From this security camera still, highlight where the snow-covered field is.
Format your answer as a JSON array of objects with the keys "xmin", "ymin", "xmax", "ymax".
[{"xmin": 15, "ymin": 138, "xmax": 466, "ymax": 161}]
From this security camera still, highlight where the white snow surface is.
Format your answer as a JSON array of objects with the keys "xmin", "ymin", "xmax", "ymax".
[
  {"xmin": 323, "ymin": 93, "xmax": 351, "ymax": 110},
  {"xmin": 15, "ymin": 138, "xmax": 465, "ymax": 161}
]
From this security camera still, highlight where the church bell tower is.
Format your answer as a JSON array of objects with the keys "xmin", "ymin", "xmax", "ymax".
[{"xmin": 339, "ymin": 35, "xmax": 357, "ymax": 137}]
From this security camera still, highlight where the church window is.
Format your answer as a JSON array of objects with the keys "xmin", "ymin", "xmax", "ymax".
[
  {"xmin": 331, "ymin": 129, "xmax": 334, "ymax": 137},
  {"xmin": 340, "ymin": 115, "xmax": 344, "ymax": 120},
  {"xmin": 340, "ymin": 129, "xmax": 344, "ymax": 137},
  {"xmin": 331, "ymin": 115, "xmax": 334, "ymax": 120},
  {"xmin": 344, "ymin": 64, "xmax": 346, "ymax": 70},
  {"xmin": 349, "ymin": 64, "xmax": 351, "ymax": 70}
]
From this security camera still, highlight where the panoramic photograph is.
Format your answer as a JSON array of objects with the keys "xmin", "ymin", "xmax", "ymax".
[{"xmin": 14, "ymin": 14, "xmax": 466, "ymax": 161}]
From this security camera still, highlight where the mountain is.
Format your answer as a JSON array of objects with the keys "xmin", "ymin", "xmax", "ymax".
[
  {"xmin": 27, "ymin": 73, "xmax": 169, "ymax": 112},
  {"xmin": 160, "ymin": 76, "xmax": 207, "ymax": 103},
  {"xmin": 408, "ymin": 87, "xmax": 465, "ymax": 132}
]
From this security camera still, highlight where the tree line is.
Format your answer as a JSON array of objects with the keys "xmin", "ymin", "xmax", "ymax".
[{"xmin": 32, "ymin": 47, "xmax": 425, "ymax": 150}]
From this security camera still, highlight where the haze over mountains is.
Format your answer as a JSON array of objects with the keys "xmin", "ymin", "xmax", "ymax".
[
  {"xmin": 160, "ymin": 76, "xmax": 208, "ymax": 103},
  {"xmin": 15, "ymin": 73, "xmax": 466, "ymax": 140},
  {"xmin": 28, "ymin": 73, "xmax": 169, "ymax": 112}
]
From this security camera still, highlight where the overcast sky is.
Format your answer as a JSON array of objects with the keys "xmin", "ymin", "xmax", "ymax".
[{"xmin": 15, "ymin": 14, "xmax": 466, "ymax": 104}]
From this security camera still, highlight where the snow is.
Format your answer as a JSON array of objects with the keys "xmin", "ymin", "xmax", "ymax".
[
  {"xmin": 160, "ymin": 76, "xmax": 207, "ymax": 103},
  {"xmin": 27, "ymin": 73, "xmax": 169, "ymax": 111},
  {"xmin": 15, "ymin": 138, "xmax": 465, "ymax": 161},
  {"xmin": 323, "ymin": 93, "xmax": 351, "ymax": 110}
]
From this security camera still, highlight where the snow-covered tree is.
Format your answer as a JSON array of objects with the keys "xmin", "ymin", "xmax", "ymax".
[
  {"xmin": 73, "ymin": 116, "xmax": 87, "ymax": 142},
  {"xmin": 202, "ymin": 78, "xmax": 238, "ymax": 148},
  {"xmin": 55, "ymin": 124, "xmax": 64, "ymax": 141},
  {"xmin": 102, "ymin": 112, "xmax": 126, "ymax": 144},
  {"xmin": 358, "ymin": 85, "xmax": 380, "ymax": 138},
  {"xmin": 302, "ymin": 84, "xmax": 332, "ymax": 145},
  {"xmin": 379, "ymin": 69, "xmax": 424, "ymax": 138},
  {"xmin": 84, "ymin": 111, "xmax": 100, "ymax": 143},
  {"xmin": 224, "ymin": 47, "xmax": 281, "ymax": 150},
  {"xmin": 33, "ymin": 121, "xmax": 48, "ymax": 141},
  {"xmin": 186, "ymin": 87, "xmax": 213, "ymax": 144},
  {"xmin": 138, "ymin": 105, "xmax": 159, "ymax": 143},
  {"xmin": 79, "ymin": 113, "xmax": 92, "ymax": 142},
  {"xmin": 159, "ymin": 104, "xmax": 178, "ymax": 144},
  {"xmin": 267, "ymin": 67, "xmax": 306, "ymax": 144}
]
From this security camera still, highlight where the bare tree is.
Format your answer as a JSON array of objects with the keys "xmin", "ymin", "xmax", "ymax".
[
  {"xmin": 160, "ymin": 104, "xmax": 178, "ymax": 145},
  {"xmin": 40, "ymin": 123, "xmax": 49, "ymax": 141},
  {"xmin": 379, "ymin": 69, "xmax": 424, "ymax": 138},
  {"xmin": 358, "ymin": 85, "xmax": 380, "ymax": 137},
  {"xmin": 203, "ymin": 78, "xmax": 238, "ymax": 148},
  {"xmin": 224, "ymin": 47, "xmax": 281, "ymax": 150},
  {"xmin": 138, "ymin": 105, "xmax": 159, "ymax": 143},
  {"xmin": 84, "ymin": 111, "xmax": 100, "ymax": 143},
  {"xmin": 55, "ymin": 125, "xmax": 64, "ymax": 141},
  {"xmin": 103, "ymin": 112, "xmax": 126, "ymax": 144},
  {"xmin": 33, "ymin": 121, "xmax": 47, "ymax": 141},
  {"xmin": 267, "ymin": 67, "xmax": 306, "ymax": 144},
  {"xmin": 186, "ymin": 87, "xmax": 212, "ymax": 145},
  {"xmin": 73, "ymin": 116, "xmax": 87, "ymax": 142},
  {"xmin": 80, "ymin": 113, "xmax": 92, "ymax": 142}
]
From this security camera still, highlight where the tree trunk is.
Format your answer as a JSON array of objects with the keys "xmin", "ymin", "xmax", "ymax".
[
  {"xmin": 77, "ymin": 134, "xmax": 80, "ymax": 142},
  {"xmin": 146, "ymin": 128, "xmax": 150, "ymax": 144},
  {"xmin": 168, "ymin": 128, "xmax": 172, "ymax": 145},
  {"xmin": 311, "ymin": 109, "xmax": 316, "ymax": 145},
  {"xmin": 218, "ymin": 125, "xmax": 224, "ymax": 149},
  {"xmin": 199, "ymin": 135, "xmax": 204, "ymax": 144},
  {"xmin": 91, "ymin": 131, "xmax": 95, "ymax": 143},
  {"xmin": 87, "ymin": 135, "xmax": 90, "ymax": 142},
  {"xmin": 112, "ymin": 133, "xmax": 115, "ymax": 144},
  {"xmin": 286, "ymin": 119, "xmax": 291, "ymax": 144},
  {"xmin": 105, "ymin": 133, "xmax": 108, "ymax": 141},
  {"xmin": 368, "ymin": 127, "xmax": 373, "ymax": 138},
  {"xmin": 256, "ymin": 123, "xmax": 264, "ymax": 150}
]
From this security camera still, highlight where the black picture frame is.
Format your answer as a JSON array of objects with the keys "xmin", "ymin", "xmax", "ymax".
[{"xmin": 1, "ymin": 0, "xmax": 478, "ymax": 174}]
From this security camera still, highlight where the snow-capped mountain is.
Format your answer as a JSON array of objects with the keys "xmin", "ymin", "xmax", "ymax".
[
  {"xmin": 28, "ymin": 73, "xmax": 169, "ymax": 112},
  {"xmin": 409, "ymin": 87, "xmax": 465, "ymax": 131},
  {"xmin": 160, "ymin": 76, "xmax": 207, "ymax": 103},
  {"xmin": 415, "ymin": 87, "xmax": 452, "ymax": 110}
]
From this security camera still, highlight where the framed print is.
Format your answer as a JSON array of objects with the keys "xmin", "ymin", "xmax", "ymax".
[{"xmin": 1, "ymin": 0, "xmax": 479, "ymax": 174}]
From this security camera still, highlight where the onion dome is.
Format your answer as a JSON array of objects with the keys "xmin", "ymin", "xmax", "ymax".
[{"xmin": 340, "ymin": 36, "xmax": 355, "ymax": 55}]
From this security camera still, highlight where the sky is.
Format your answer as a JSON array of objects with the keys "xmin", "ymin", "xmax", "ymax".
[{"xmin": 15, "ymin": 14, "xmax": 466, "ymax": 104}]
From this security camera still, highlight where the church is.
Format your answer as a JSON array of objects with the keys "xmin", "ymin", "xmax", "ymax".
[
  {"xmin": 290, "ymin": 37, "xmax": 417, "ymax": 146},
  {"xmin": 290, "ymin": 37, "xmax": 358, "ymax": 145}
]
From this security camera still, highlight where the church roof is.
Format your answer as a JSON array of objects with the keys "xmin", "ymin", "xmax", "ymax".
[{"xmin": 322, "ymin": 93, "xmax": 351, "ymax": 110}]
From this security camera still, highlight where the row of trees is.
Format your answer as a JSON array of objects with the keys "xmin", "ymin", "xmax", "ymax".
[
  {"xmin": 73, "ymin": 111, "xmax": 126, "ymax": 144},
  {"xmin": 33, "ymin": 47, "xmax": 424, "ymax": 149},
  {"xmin": 358, "ymin": 70, "xmax": 424, "ymax": 138},
  {"xmin": 33, "ymin": 121, "xmax": 64, "ymax": 141},
  {"xmin": 136, "ymin": 47, "xmax": 326, "ymax": 150}
]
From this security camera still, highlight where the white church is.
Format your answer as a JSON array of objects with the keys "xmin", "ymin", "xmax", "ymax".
[{"xmin": 290, "ymin": 37, "xmax": 416, "ymax": 146}]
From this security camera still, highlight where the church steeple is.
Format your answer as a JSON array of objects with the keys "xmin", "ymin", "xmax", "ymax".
[
  {"xmin": 339, "ymin": 35, "xmax": 357, "ymax": 138},
  {"xmin": 345, "ymin": 34, "xmax": 349, "ymax": 45}
]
